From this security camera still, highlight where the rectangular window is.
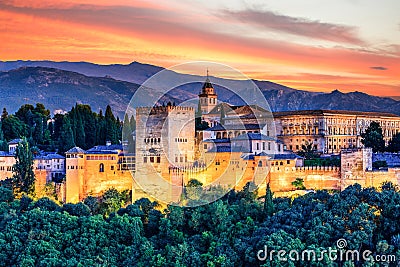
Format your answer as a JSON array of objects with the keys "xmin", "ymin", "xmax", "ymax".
[
  {"xmin": 150, "ymin": 157, "xmax": 154, "ymax": 163},
  {"xmin": 156, "ymin": 157, "xmax": 161, "ymax": 163},
  {"xmin": 262, "ymin": 142, "xmax": 265, "ymax": 150},
  {"xmin": 256, "ymin": 143, "xmax": 259, "ymax": 150},
  {"xmin": 111, "ymin": 166, "xmax": 114, "ymax": 170},
  {"xmin": 144, "ymin": 157, "xmax": 147, "ymax": 163}
]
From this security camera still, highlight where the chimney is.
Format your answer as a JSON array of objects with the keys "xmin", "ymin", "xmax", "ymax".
[{"xmin": 106, "ymin": 141, "xmax": 111, "ymax": 146}]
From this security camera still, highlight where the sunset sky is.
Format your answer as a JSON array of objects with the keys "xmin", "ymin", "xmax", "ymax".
[{"xmin": 1, "ymin": 0, "xmax": 400, "ymax": 96}]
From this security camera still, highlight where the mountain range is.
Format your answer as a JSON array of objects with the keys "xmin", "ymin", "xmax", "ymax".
[{"xmin": 0, "ymin": 60, "xmax": 400, "ymax": 118}]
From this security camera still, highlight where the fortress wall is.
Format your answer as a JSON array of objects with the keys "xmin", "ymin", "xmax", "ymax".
[{"xmin": 269, "ymin": 167, "xmax": 341, "ymax": 192}]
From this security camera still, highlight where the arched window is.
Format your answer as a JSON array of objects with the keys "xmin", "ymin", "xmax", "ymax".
[{"xmin": 99, "ymin": 163, "xmax": 104, "ymax": 172}]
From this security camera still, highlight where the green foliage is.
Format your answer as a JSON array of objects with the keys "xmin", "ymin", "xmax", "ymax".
[
  {"xmin": 1, "ymin": 115, "xmax": 28, "ymax": 141},
  {"xmin": 98, "ymin": 188, "xmax": 130, "ymax": 217},
  {"xmin": 297, "ymin": 141, "xmax": 318, "ymax": 159},
  {"xmin": 0, "ymin": 185, "xmax": 399, "ymax": 265},
  {"xmin": 0, "ymin": 103, "xmax": 122, "ymax": 153},
  {"xmin": 304, "ymin": 156, "xmax": 340, "ymax": 167},
  {"xmin": 62, "ymin": 202, "xmax": 91, "ymax": 216},
  {"xmin": 291, "ymin": 178, "xmax": 306, "ymax": 190},
  {"xmin": 361, "ymin": 121, "xmax": 385, "ymax": 152},
  {"xmin": 185, "ymin": 179, "xmax": 204, "ymax": 201},
  {"xmin": 0, "ymin": 186, "xmax": 14, "ymax": 202},
  {"xmin": 263, "ymin": 183, "xmax": 274, "ymax": 217},
  {"xmin": 387, "ymin": 132, "xmax": 400, "ymax": 152},
  {"xmin": 57, "ymin": 116, "xmax": 75, "ymax": 153},
  {"xmin": 12, "ymin": 137, "xmax": 35, "ymax": 196}
]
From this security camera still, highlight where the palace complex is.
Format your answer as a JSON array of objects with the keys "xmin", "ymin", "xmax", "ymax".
[{"xmin": 1, "ymin": 76, "xmax": 400, "ymax": 203}]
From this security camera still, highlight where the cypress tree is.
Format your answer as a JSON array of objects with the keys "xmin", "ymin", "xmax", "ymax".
[
  {"xmin": 105, "ymin": 105, "xmax": 117, "ymax": 144},
  {"xmin": 75, "ymin": 114, "xmax": 86, "ymax": 148},
  {"xmin": 0, "ymin": 121, "xmax": 7, "ymax": 151},
  {"xmin": 130, "ymin": 115, "xmax": 136, "ymax": 132},
  {"xmin": 33, "ymin": 117, "xmax": 44, "ymax": 144},
  {"xmin": 58, "ymin": 116, "xmax": 75, "ymax": 153},
  {"xmin": 122, "ymin": 114, "xmax": 132, "ymax": 141},
  {"xmin": 264, "ymin": 182, "xmax": 274, "ymax": 217},
  {"xmin": 12, "ymin": 137, "xmax": 35, "ymax": 196}
]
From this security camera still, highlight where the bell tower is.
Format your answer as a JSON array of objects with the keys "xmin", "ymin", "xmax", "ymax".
[{"xmin": 198, "ymin": 69, "xmax": 217, "ymax": 114}]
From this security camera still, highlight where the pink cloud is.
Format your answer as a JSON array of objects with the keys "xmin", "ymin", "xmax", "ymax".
[{"xmin": 220, "ymin": 9, "xmax": 365, "ymax": 45}]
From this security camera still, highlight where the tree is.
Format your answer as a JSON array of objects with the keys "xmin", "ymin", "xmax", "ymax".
[
  {"xmin": 185, "ymin": 179, "xmax": 204, "ymax": 201},
  {"xmin": 361, "ymin": 121, "xmax": 385, "ymax": 152},
  {"xmin": 0, "ymin": 120, "xmax": 8, "ymax": 151},
  {"xmin": 99, "ymin": 188, "xmax": 126, "ymax": 217},
  {"xmin": 1, "ymin": 107, "xmax": 8, "ymax": 120},
  {"xmin": 58, "ymin": 116, "xmax": 75, "ymax": 153},
  {"xmin": 75, "ymin": 114, "xmax": 86, "ymax": 148},
  {"xmin": 122, "ymin": 114, "xmax": 132, "ymax": 141},
  {"xmin": 129, "ymin": 115, "xmax": 136, "ymax": 132},
  {"xmin": 292, "ymin": 178, "xmax": 306, "ymax": 190},
  {"xmin": 298, "ymin": 141, "xmax": 318, "ymax": 159},
  {"xmin": 15, "ymin": 104, "xmax": 35, "ymax": 125},
  {"xmin": 387, "ymin": 132, "xmax": 400, "ymax": 152},
  {"xmin": 263, "ymin": 182, "xmax": 274, "ymax": 217},
  {"xmin": 0, "ymin": 186, "xmax": 14, "ymax": 202},
  {"xmin": 32, "ymin": 116, "xmax": 44, "ymax": 144},
  {"xmin": 12, "ymin": 137, "xmax": 35, "ymax": 196},
  {"xmin": 105, "ymin": 105, "xmax": 118, "ymax": 144},
  {"xmin": 1, "ymin": 115, "xmax": 28, "ymax": 140}
]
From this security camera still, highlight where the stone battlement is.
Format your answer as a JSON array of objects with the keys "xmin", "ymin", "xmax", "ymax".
[
  {"xmin": 136, "ymin": 105, "xmax": 194, "ymax": 115},
  {"xmin": 270, "ymin": 166, "xmax": 340, "ymax": 172}
]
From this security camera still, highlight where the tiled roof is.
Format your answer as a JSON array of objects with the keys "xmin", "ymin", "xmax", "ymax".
[
  {"xmin": 85, "ymin": 151, "xmax": 119, "ymax": 154},
  {"xmin": 206, "ymin": 123, "xmax": 264, "ymax": 131},
  {"xmin": 206, "ymin": 146, "xmax": 245, "ymax": 153},
  {"xmin": 271, "ymin": 153, "xmax": 303, "ymax": 160},
  {"xmin": 232, "ymin": 133, "xmax": 276, "ymax": 141},
  {"xmin": 66, "ymin": 147, "xmax": 86, "ymax": 154},
  {"xmin": 226, "ymin": 104, "xmax": 270, "ymax": 115},
  {"xmin": 202, "ymin": 138, "xmax": 230, "ymax": 143},
  {"xmin": 87, "ymin": 144, "xmax": 123, "ymax": 152},
  {"xmin": 0, "ymin": 151, "xmax": 13, "ymax": 157},
  {"xmin": 35, "ymin": 153, "xmax": 65, "ymax": 160},
  {"xmin": 206, "ymin": 103, "xmax": 242, "ymax": 115},
  {"xmin": 8, "ymin": 138, "xmax": 22, "ymax": 145}
]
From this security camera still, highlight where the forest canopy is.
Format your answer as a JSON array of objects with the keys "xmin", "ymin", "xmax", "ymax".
[{"xmin": 0, "ymin": 183, "xmax": 399, "ymax": 266}]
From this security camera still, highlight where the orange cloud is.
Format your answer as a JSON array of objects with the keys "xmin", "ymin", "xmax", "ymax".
[{"xmin": 0, "ymin": 1, "xmax": 399, "ymax": 96}]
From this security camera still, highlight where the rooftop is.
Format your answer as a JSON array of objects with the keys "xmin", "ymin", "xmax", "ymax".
[
  {"xmin": 202, "ymin": 138, "xmax": 230, "ymax": 143},
  {"xmin": 8, "ymin": 138, "xmax": 22, "ymax": 145},
  {"xmin": 35, "ymin": 153, "xmax": 65, "ymax": 160},
  {"xmin": 66, "ymin": 147, "xmax": 86, "ymax": 154},
  {"xmin": 232, "ymin": 133, "xmax": 276, "ymax": 141},
  {"xmin": 206, "ymin": 123, "xmax": 265, "ymax": 131}
]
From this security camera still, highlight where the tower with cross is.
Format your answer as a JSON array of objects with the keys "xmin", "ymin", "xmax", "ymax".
[{"xmin": 198, "ymin": 69, "xmax": 218, "ymax": 114}]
